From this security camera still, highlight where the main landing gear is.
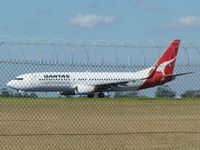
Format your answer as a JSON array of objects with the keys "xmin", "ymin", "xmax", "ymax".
[
  {"xmin": 87, "ymin": 92, "xmax": 105, "ymax": 98},
  {"xmin": 98, "ymin": 92, "xmax": 105, "ymax": 98},
  {"xmin": 87, "ymin": 94, "xmax": 94, "ymax": 98}
]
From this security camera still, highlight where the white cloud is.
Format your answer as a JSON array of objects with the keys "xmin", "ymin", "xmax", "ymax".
[
  {"xmin": 163, "ymin": 16, "xmax": 200, "ymax": 29},
  {"xmin": 69, "ymin": 14, "xmax": 115, "ymax": 28},
  {"xmin": 177, "ymin": 16, "xmax": 200, "ymax": 27}
]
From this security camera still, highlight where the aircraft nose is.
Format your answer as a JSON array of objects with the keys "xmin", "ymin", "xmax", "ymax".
[{"xmin": 7, "ymin": 80, "xmax": 14, "ymax": 88}]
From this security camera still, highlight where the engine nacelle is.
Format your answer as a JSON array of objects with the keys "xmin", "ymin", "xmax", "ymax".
[{"xmin": 75, "ymin": 84, "xmax": 95, "ymax": 94}]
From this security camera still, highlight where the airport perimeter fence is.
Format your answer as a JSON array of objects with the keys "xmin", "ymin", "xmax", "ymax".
[{"xmin": 0, "ymin": 37, "xmax": 200, "ymax": 149}]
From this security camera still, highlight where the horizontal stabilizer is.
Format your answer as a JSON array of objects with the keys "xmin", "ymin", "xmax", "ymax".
[{"xmin": 164, "ymin": 72, "xmax": 193, "ymax": 78}]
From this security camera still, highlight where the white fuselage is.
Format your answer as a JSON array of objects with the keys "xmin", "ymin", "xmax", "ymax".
[{"xmin": 7, "ymin": 68, "xmax": 151, "ymax": 95}]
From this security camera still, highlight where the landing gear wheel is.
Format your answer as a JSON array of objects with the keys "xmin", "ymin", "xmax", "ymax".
[
  {"xmin": 98, "ymin": 92, "xmax": 105, "ymax": 98},
  {"xmin": 87, "ymin": 94, "xmax": 94, "ymax": 98}
]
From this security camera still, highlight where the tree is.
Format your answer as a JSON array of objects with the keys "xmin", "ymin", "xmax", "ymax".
[
  {"xmin": 181, "ymin": 90, "xmax": 200, "ymax": 98},
  {"xmin": 0, "ymin": 88, "xmax": 10, "ymax": 97},
  {"xmin": 124, "ymin": 91, "xmax": 138, "ymax": 97},
  {"xmin": 155, "ymin": 85, "xmax": 176, "ymax": 98},
  {"xmin": 112, "ymin": 91, "xmax": 125, "ymax": 98}
]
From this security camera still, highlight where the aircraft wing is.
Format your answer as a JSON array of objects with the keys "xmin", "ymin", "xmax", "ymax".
[
  {"xmin": 93, "ymin": 77, "xmax": 147, "ymax": 92},
  {"xmin": 93, "ymin": 72, "xmax": 193, "ymax": 92},
  {"xmin": 93, "ymin": 66, "xmax": 160, "ymax": 92}
]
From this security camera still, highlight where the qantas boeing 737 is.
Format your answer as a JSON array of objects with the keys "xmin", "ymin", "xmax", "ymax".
[{"xmin": 7, "ymin": 39, "xmax": 192, "ymax": 98}]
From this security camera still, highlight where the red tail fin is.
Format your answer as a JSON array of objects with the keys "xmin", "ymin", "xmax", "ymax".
[{"xmin": 153, "ymin": 39, "xmax": 180, "ymax": 75}]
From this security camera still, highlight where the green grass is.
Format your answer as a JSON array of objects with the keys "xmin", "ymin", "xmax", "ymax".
[
  {"xmin": 0, "ymin": 96, "xmax": 200, "ymax": 102},
  {"xmin": 0, "ymin": 96, "xmax": 199, "ymax": 109}
]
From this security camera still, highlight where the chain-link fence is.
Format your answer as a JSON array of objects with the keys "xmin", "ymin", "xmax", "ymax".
[{"xmin": 0, "ymin": 37, "xmax": 200, "ymax": 149}]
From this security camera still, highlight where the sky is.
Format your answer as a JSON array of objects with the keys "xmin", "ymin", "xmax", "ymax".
[{"xmin": 0, "ymin": 0, "xmax": 200, "ymax": 43}]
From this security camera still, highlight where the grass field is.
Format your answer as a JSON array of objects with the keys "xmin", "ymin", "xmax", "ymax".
[
  {"xmin": 1, "ymin": 96, "xmax": 200, "ymax": 102},
  {"xmin": 1, "ymin": 96, "xmax": 200, "ymax": 149}
]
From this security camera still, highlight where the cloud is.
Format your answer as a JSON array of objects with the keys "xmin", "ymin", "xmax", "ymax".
[
  {"xmin": 69, "ymin": 14, "xmax": 115, "ymax": 28},
  {"xmin": 162, "ymin": 16, "xmax": 200, "ymax": 29}
]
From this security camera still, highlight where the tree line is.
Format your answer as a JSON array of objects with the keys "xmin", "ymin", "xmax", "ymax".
[{"xmin": 0, "ymin": 88, "xmax": 38, "ymax": 98}]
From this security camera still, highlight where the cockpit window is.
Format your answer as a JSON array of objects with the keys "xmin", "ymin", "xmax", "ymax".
[{"xmin": 15, "ymin": 78, "xmax": 23, "ymax": 80}]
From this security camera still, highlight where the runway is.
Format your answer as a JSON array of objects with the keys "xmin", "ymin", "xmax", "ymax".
[{"xmin": 0, "ymin": 99, "xmax": 200, "ymax": 149}]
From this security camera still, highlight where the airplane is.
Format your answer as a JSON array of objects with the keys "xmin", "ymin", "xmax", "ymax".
[{"xmin": 7, "ymin": 39, "xmax": 192, "ymax": 98}]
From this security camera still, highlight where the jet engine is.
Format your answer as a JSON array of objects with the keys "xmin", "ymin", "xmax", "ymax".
[{"xmin": 75, "ymin": 84, "xmax": 95, "ymax": 94}]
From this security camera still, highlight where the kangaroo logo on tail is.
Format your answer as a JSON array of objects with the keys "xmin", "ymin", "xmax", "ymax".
[{"xmin": 156, "ymin": 57, "xmax": 176, "ymax": 76}]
